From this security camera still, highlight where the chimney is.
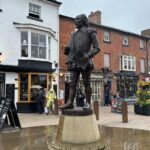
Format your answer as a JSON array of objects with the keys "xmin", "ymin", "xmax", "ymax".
[
  {"xmin": 141, "ymin": 29, "xmax": 150, "ymax": 38},
  {"xmin": 88, "ymin": 10, "xmax": 101, "ymax": 25}
]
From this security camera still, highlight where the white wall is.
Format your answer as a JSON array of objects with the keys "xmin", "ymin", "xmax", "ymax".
[{"xmin": 0, "ymin": 0, "xmax": 60, "ymax": 66}]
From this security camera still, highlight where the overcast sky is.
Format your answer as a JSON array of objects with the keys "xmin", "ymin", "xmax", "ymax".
[{"xmin": 58, "ymin": 0, "xmax": 150, "ymax": 34}]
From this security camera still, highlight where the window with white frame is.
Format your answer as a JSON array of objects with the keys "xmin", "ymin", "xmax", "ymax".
[
  {"xmin": 21, "ymin": 31, "xmax": 51, "ymax": 60},
  {"xmin": 91, "ymin": 80, "xmax": 102, "ymax": 101},
  {"xmin": 104, "ymin": 53, "xmax": 110, "ymax": 68},
  {"xmin": 120, "ymin": 55, "xmax": 136, "ymax": 71},
  {"xmin": 104, "ymin": 31, "xmax": 110, "ymax": 42},
  {"xmin": 148, "ymin": 60, "xmax": 150, "ymax": 74},
  {"xmin": 66, "ymin": 73, "xmax": 102, "ymax": 102},
  {"xmin": 31, "ymin": 32, "xmax": 46, "ymax": 59},
  {"xmin": 29, "ymin": 3, "xmax": 41, "ymax": 19},
  {"xmin": 122, "ymin": 35, "xmax": 128, "ymax": 46},
  {"xmin": 21, "ymin": 31, "xmax": 28, "ymax": 57},
  {"xmin": 140, "ymin": 58, "xmax": 145, "ymax": 73},
  {"xmin": 140, "ymin": 39, "xmax": 145, "ymax": 49}
]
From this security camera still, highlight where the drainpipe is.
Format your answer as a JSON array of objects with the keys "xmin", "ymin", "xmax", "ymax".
[{"xmin": 146, "ymin": 39, "xmax": 149, "ymax": 75}]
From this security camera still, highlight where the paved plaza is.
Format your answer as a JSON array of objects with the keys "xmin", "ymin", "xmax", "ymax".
[{"xmin": 18, "ymin": 105, "xmax": 150, "ymax": 131}]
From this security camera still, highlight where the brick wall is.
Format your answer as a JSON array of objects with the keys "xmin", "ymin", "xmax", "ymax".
[{"xmin": 59, "ymin": 14, "xmax": 149, "ymax": 95}]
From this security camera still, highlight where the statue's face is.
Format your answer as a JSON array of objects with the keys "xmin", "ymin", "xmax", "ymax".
[
  {"xmin": 75, "ymin": 15, "xmax": 83, "ymax": 28},
  {"xmin": 75, "ymin": 14, "xmax": 88, "ymax": 29}
]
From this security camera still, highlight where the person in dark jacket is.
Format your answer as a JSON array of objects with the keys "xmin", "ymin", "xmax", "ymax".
[
  {"xmin": 76, "ymin": 88, "xmax": 85, "ymax": 107},
  {"xmin": 36, "ymin": 88, "xmax": 45, "ymax": 114}
]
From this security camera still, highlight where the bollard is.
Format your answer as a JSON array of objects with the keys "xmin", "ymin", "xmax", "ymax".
[
  {"xmin": 93, "ymin": 100, "xmax": 99, "ymax": 120},
  {"xmin": 54, "ymin": 99, "xmax": 58, "ymax": 115},
  {"xmin": 122, "ymin": 101, "xmax": 128, "ymax": 123}
]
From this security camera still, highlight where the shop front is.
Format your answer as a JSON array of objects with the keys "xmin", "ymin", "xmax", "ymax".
[
  {"xmin": 115, "ymin": 71, "xmax": 139, "ymax": 103},
  {"xmin": 17, "ymin": 73, "xmax": 52, "ymax": 113}
]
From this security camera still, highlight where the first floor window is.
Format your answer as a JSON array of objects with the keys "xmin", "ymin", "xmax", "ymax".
[
  {"xmin": 21, "ymin": 31, "xmax": 28, "ymax": 57},
  {"xmin": 21, "ymin": 31, "xmax": 49, "ymax": 60},
  {"xmin": 120, "ymin": 55, "xmax": 136, "ymax": 71},
  {"xmin": 140, "ymin": 58, "xmax": 145, "ymax": 73},
  {"xmin": 104, "ymin": 53, "xmax": 110, "ymax": 68}
]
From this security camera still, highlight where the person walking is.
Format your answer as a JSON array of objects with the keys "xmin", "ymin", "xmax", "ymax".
[
  {"xmin": 45, "ymin": 88, "xmax": 56, "ymax": 115},
  {"xmin": 36, "ymin": 88, "xmax": 45, "ymax": 114}
]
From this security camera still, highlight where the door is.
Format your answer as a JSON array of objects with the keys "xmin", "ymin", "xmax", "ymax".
[{"xmin": 0, "ymin": 81, "xmax": 5, "ymax": 98}]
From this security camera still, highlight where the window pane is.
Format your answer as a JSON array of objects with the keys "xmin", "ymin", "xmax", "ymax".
[
  {"xmin": 39, "ymin": 34, "xmax": 46, "ymax": 47},
  {"xmin": 31, "ymin": 32, "xmax": 38, "ymax": 45},
  {"xmin": 39, "ymin": 47, "xmax": 46, "ymax": 59},
  {"xmin": 104, "ymin": 53, "xmax": 110, "ymax": 67},
  {"xmin": 31, "ymin": 46, "xmax": 38, "ymax": 58},
  {"xmin": 21, "ymin": 45, "xmax": 28, "ymax": 57},
  {"xmin": 21, "ymin": 31, "xmax": 28, "ymax": 44},
  {"xmin": 20, "ymin": 74, "xmax": 28, "ymax": 101}
]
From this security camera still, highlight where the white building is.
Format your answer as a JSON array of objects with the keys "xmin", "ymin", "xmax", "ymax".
[{"xmin": 0, "ymin": 0, "xmax": 61, "ymax": 112}]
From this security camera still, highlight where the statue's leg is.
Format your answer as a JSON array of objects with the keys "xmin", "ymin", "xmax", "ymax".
[
  {"xmin": 82, "ymin": 70, "xmax": 92, "ymax": 110},
  {"xmin": 59, "ymin": 70, "xmax": 80, "ymax": 109}
]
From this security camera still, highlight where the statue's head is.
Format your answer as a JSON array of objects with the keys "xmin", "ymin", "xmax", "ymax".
[{"xmin": 75, "ymin": 14, "xmax": 89, "ymax": 28}]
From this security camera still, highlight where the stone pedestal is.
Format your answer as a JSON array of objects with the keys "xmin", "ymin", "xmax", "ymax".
[
  {"xmin": 47, "ymin": 107, "xmax": 106, "ymax": 150},
  {"xmin": 56, "ymin": 107, "xmax": 100, "ymax": 144}
]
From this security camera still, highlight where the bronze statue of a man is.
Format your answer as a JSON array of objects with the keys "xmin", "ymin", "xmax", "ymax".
[{"xmin": 60, "ymin": 14, "xmax": 100, "ymax": 110}]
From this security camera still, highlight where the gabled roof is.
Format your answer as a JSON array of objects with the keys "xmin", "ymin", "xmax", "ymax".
[{"xmin": 59, "ymin": 14, "xmax": 150, "ymax": 40}]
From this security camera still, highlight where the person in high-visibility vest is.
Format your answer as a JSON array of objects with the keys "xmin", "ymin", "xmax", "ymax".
[{"xmin": 45, "ymin": 88, "xmax": 56, "ymax": 115}]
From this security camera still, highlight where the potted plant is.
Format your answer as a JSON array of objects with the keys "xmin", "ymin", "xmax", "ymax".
[{"xmin": 135, "ymin": 79, "xmax": 150, "ymax": 115}]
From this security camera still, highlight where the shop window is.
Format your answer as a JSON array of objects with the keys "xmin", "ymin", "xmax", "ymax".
[
  {"xmin": 91, "ymin": 81, "xmax": 101, "ymax": 101},
  {"xmin": 31, "ymin": 74, "xmax": 47, "ymax": 101},
  {"xmin": 78, "ymin": 76, "xmax": 102, "ymax": 101},
  {"xmin": 117, "ymin": 78, "xmax": 138, "ymax": 99},
  {"xmin": 20, "ymin": 74, "xmax": 28, "ymax": 101}
]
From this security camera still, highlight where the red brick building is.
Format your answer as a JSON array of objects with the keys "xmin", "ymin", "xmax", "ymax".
[{"xmin": 59, "ymin": 12, "xmax": 150, "ymax": 105}]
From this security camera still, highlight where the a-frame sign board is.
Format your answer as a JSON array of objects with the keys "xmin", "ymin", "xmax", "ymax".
[{"xmin": 0, "ymin": 98, "xmax": 21, "ymax": 133}]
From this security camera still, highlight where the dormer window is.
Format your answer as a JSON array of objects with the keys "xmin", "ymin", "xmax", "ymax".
[
  {"xmin": 122, "ymin": 35, "xmax": 128, "ymax": 46},
  {"xmin": 29, "ymin": 3, "xmax": 41, "ymax": 19}
]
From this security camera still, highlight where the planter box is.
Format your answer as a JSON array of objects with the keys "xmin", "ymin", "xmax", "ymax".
[
  {"xmin": 134, "ymin": 103, "xmax": 143, "ymax": 114},
  {"xmin": 143, "ymin": 105, "xmax": 150, "ymax": 115},
  {"xmin": 134, "ymin": 103, "xmax": 150, "ymax": 116}
]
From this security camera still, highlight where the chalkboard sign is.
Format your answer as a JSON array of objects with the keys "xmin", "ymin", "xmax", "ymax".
[{"xmin": 0, "ymin": 98, "xmax": 21, "ymax": 132}]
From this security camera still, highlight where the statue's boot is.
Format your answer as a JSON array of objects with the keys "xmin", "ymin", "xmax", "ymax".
[
  {"xmin": 59, "ymin": 87, "xmax": 75, "ymax": 109},
  {"xmin": 83, "ymin": 87, "xmax": 92, "ymax": 110}
]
